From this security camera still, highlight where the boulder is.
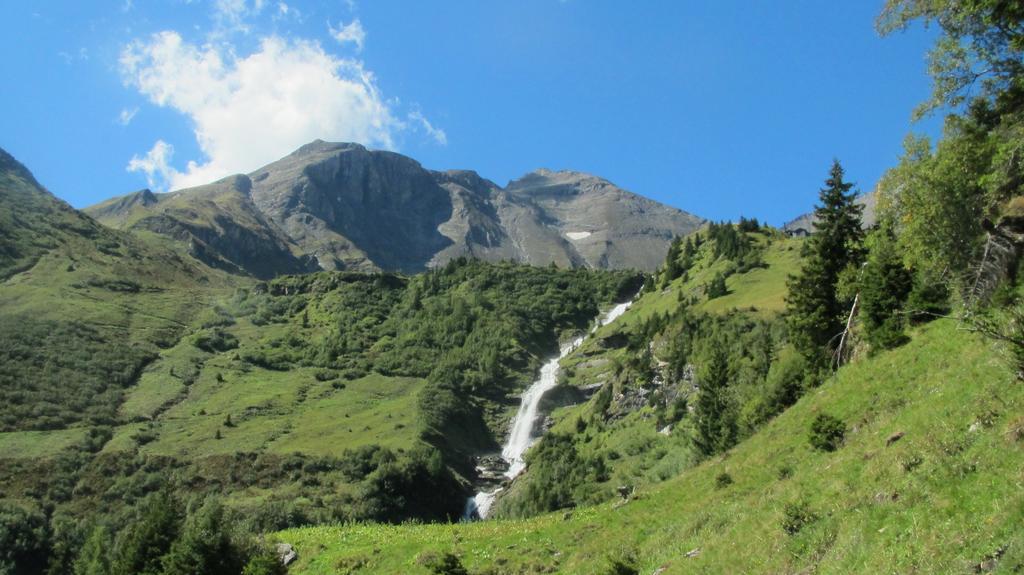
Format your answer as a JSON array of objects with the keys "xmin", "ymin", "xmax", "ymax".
[{"xmin": 276, "ymin": 542, "xmax": 297, "ymax": 565}]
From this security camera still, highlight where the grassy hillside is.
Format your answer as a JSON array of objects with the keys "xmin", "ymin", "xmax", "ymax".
[
  {"xmin": 0, "ymin": 149, "xmax": 237, "ymax": 433},
  {"xmin": 277, "ymin": 318, "xmax": 1023, "ymax": 574}
]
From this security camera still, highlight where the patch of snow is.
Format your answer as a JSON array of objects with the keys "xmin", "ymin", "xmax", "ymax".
[{"xmin": 566, "ymin": 231, "xmax": 592, "ymax": 240}]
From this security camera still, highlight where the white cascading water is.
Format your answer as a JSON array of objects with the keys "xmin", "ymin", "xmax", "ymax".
[{"xmin": 465, "ymin": 299, "xmax": 634, "ymax": 520}]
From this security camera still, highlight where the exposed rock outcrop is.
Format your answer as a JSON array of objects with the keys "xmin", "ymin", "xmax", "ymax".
[{"xmin": 88, "ymin": 141, "xmax": 704, "ymax": 276}]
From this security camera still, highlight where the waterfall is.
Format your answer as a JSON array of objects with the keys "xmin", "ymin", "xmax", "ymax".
[{"xmin": 464, "ymin": 299, "xmax": 634, "ymax": 520}]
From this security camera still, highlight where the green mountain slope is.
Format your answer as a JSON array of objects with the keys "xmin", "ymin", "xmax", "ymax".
[
  {"xmin": 0, "ymin": 148, "xmax": 238, "ymax": 433},
  {"xmin": 278, "ymin": 317, "xmax": 1022, "ymax": 574}
]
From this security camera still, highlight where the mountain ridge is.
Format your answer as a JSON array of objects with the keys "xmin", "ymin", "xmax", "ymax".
[{"xmin": 87, "ymin": 141, "xmax": 706, "ymax": 276}]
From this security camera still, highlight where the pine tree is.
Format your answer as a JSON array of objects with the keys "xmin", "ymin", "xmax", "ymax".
[
  {"xmin": 693, "ymin": 343, "xmax": 737, "ymax": 456},
  {"xmin": 860, "ymin": 227, "xmax": 913, "ymax": 353},
  {"xmin": 786, "ymin": 160, "xmax": 865, "ymax": 367}
]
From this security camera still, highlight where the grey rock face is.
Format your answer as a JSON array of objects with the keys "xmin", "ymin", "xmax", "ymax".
[
  {"xmin": 89, "ymin": 141, "xmax": 705, "ymax": 275},
  {"xmin": 249, "ymin": 141, "xmax": 456, "ymax": 272},
  {"xmin": 87, "ymin": 174, "xmax": 317, "ymax": 279},
  {"xmin": 783, "ymin": 191, "xmax": 878, "ymax": 234},
  {"xmin": 503, "ymin": 168, "xmax": 703, "ymax": 271}
]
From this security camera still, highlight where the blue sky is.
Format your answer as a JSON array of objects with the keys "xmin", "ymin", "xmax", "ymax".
[{"xmin": 0, "ymin": 1, "xmax": 940, "ymax": 224}]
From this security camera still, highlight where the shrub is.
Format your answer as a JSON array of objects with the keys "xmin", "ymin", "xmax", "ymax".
[
  {"xmin": 192, "ymin": 328, "xmax": 239, "ymax": 353},
  {"xmin": 242, "ymin": 548, "xmax": 287, "ymax": 575},
  {"xmin": 809, "ymin": 413, "xmax": 846, "ymax": 452},
  {"xmin": 715, "ymin": 472, "xmax": 734, "ymax": 489},
  {"xmin": 314, "ymin": 369, "xmax": 338, "ymax": 382},
  {"xmin": 0, "ymin": 502, "xmax": 50, "ymax": 574},
  {"xmin": 603, "ymin": 551, "xmax": 640, "ymax": 575},
  {"xmin": 418, "ymin": 552, "xmax": 468, "ymax": 575},
  {"xmin": 782, "ymin": 501, "xmax": 818, "ymax": 535}
]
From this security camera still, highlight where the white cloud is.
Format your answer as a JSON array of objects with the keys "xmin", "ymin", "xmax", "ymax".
[
  {"xmin": 58, "ymin": 47, "xmax": 89, "ymax": 65},
  {"xmin": 121, "ymin": 31, "xmax": 405, "ymax": 190},
  {"xmin": 212, "ymin": 0, "xmax": 266, "ymax": 35},
  {"xmin": 127, "ymin": 139, "xmax": 179, "ymax": 190},
  {"xmin": 118, "ymin": 107, "xmax": 139, "ymax": 126},
  {"xmin": 408, "ymin": 110, "xmax": 447, "ymax": 146},
  {"xmin": 328, "ymin": 19, "xmax": 365, "ymax": 51}
]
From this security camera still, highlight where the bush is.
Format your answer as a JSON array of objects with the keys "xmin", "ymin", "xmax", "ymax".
[
  {"xmin": 0, "ymin": 502, "xmax": 50, "ymax": 574},
  {"xmin": 715, "ymin": 472, "xmax": 734, "ymax": 489},
  {"xmin": 603, "ymin": 550, "xmax": 640, "ymax": 575},
  {"xmin": 241, "ymin": 548, "xmax": 287, "ymax": 575},
  {"xmin": 782, "ymin": 501, "xmax": 818, "ymax": 535},
  {"xmin": 809, "ymin": 413, "xmax": 846, "ymax": 452},
  {"xmin": 193, "ymin": 328, "xmax": 239, "ymax": 353},
  {"xmin": 418, "ymin": 552, "xmax": 468, "ymax": 575}
]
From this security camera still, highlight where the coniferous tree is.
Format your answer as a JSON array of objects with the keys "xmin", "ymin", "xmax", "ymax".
[
  {"xmin": 680, "ymin": 237, "xmax": 696, "ymax": 270},
  {"xmin": 786, "ymin": 160, "xmax": 865, "ymax": 367},
  {"xmin": 693, "ymin": 343, "xmax": 737, "ymax": 456},
  {"xmin": 662, "ymin": 237, "xmax": 684, "ymax": 286},
  {"xmin": 111, "ymin": 492, "xmax": 180, "ymax": 575},
  {"xmin": 707, "ymin": 273, "xmax": 728, "ymax": 299},
  {"xmin": 860, "ymin": 227, "xmax": 913, "ymax": 352},
  {"xmin": 161, "ymin": 498, "xmax": 242, "ymax": 575}
]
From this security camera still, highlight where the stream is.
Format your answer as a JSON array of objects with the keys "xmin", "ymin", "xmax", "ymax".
[{"xmin": 463, "ymin": 299, "xmax": 634, "ymax": 520}]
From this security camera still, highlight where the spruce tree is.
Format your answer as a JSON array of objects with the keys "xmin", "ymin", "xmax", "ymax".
[
  {"xmin": 860, "ymin": 227, "xmax": 913, "ymax": 353},
  {"xmin": 707, "ymin": 273, "xmax": 728, "ymax": 299},
  {"xmin": 662, "ymin": 237, "xmax": 684, "ymax": 286},
  {"xmin": 786, "ymin": 160, "xmax": 865, "ymax": 367},
  {"xmin": 693, "ymin": 343, "xmax": 737, "ymax": 456},
  {"xmin": 161, "ymin": 498, "xmax": 242, "ymax": 575},
  {"xmin": 111, "ymin": 492, "xmax": 180, "ymax": 575}
]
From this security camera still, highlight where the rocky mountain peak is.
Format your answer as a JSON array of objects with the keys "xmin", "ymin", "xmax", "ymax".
[
  {"xmin": 290, "ymin": 139, "xmax": 366, "ymax": 158},
  {"xmin": 87, "ymin": 140, "xmax": 705, "ymax": 275},
  {"xmin": 506, "ymin": 168, "xmax": 617, "ymax": 197}
]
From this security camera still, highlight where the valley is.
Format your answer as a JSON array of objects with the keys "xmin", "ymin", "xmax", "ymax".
[{"xmin": 1, "ymin": 2, "xmax": 1023, "ymax": 573}]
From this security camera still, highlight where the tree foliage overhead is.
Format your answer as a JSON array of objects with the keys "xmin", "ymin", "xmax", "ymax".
[
  {"xmin": 877, "ymin": 0, "xmax": 1024, "ymax": 117},
  {"xmin": 878, "ymin": 0, "xmax": 1024, "ymax": 300}
]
